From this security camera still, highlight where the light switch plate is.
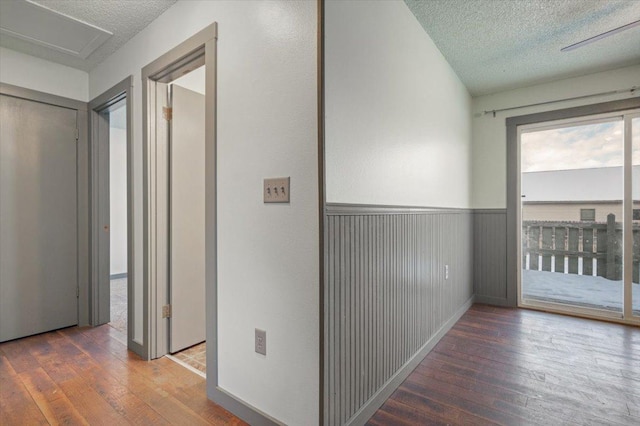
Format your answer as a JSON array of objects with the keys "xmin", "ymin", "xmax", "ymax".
[
  {"xmin": 264, "ymin": 177, "xmax": 290, "ymax": 203},
  {"xmin": 255, "ymin": 328, "xmax": 266, "ymax": 355}
]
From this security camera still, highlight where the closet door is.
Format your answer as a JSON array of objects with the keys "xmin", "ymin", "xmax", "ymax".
[{"xmin": 0, "ymin": 94, "xmax": 78, "ymax": 342}]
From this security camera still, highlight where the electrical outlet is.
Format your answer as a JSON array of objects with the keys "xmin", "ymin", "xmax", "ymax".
[
  {"xmin": 264, "ymin": 177, "xmax": 290, "ymax": 203},
  {"xmin": 255, "ymin": 328, "xmax": 266, "ymax": 355},
  {"xmin": 445, "ymin": 265, "xmax": 449, "ymax": 280}
]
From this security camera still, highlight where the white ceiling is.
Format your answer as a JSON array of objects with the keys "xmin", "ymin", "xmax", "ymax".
[
  {"xmin": 404, "ymin": 0, "xmax": 640, "ymax": 96},
  {"xmin": 0, "ymin": 0, "xmax": 177, "ymax": 71}
]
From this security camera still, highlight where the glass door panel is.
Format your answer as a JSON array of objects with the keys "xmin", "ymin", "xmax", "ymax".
[{"xmin": 521, "ymin": 118, "xmax": 625, "ymax": 314}]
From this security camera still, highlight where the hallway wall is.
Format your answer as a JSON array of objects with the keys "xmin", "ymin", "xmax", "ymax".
[
  {"xmin": 325, "ymin": 0, "xmax": 472, "ymax": 208},
  {"xmin": 89, "ymin": 1, "xmax": 318, "ymax": 424},
  {"xmin": 324, "ymin": 1, "xmax": 474, "ymax": 423},
  {"xmin": 109, "ymin": 118, "xmax": 127, "ymax": 277}
]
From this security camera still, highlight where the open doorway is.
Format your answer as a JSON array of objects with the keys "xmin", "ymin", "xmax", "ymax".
[
  {"xmin": 108, "ymin": 101, "xmax": 128, "ymax": 341},
  {"xmin": 89, "ymin": 76, "xmax": 144, "ymax": 358},
  {"xmin": 140, "ymin": 24, "xmax": 217, "ymax": 377}
]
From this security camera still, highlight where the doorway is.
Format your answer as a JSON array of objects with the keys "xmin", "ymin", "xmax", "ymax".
[
  {"xmin": 517, "ymin": 109, "xmax": 639, "ymax": 322},
  {"xmin": 141, "ymin": 24, "xmax": 217, "ymax": 373},
  {"xmin": 107, "ymin": 100, "xmax": 128, "ymax": 341},
  {"xmin": 89, "ymin": 76, "xmax": 143, "ymax": 357}
]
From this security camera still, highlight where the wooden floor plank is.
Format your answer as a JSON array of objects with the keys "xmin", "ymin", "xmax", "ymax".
[
  {"xmin": 62, "ymin": 327, "xmax": 242, "ymax": 425},
  {"xmin": 3, "ymin": 304, "xmax": 638, "ymax": 425},
  {"xmin": 0, "ymin": 355, "xmax": 49, "ymax": 425},
  {"xmin": 17, "ymin": 367, "xmax": 89, "ymax": 426},
  {"xmin": 369, "ymin": 304, "xmax": 640, "ymax": 426},
  {"xmin": 0, "ymin": 325, "xmax": 246, "ymax": 426}
]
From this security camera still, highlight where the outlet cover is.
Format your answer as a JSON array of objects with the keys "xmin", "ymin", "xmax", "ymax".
[
  {"xmin": 264, "ymin": 177, "xmax": 290, "ymax": 203},
  {"xmin": 255, "ymin": 328, "xmax": 266, "ymax": 355}
]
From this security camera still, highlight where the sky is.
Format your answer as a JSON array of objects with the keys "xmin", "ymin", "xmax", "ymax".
[{"xmin": 521, "ymin": 117, "xmax": 640, "ymax": 173}]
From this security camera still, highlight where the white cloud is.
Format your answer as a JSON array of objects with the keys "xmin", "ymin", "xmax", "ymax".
[{"xmin": 521, "ymin": 118, "xmax": 640, "ymax": 173}]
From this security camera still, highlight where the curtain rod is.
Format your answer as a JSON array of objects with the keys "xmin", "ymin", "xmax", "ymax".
[{"xmin": 483, "ymin": 86, "xmax": 637, "ymax": 117}]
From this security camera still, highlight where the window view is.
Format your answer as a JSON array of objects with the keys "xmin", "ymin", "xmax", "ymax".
[
  {"xmin": 580, "ymin": 208, "xmax": 596, "ymax": 221},
  {"xmin": 521, "ymin": 118, "xmax": 633, "ymax": 314}
]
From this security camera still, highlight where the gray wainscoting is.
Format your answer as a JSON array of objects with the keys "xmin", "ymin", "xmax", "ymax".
[
  {"xmin": 324, "ymin": 205, "xmax": 474, "ymax": 425},
  {"xmin": 473, "ymin": 209, "xmax": 510, "ymax": 306}
]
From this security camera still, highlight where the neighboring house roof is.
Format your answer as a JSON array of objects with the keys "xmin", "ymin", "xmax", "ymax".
[{"xmin": 522, "ymin": 166, "xmax": 640, "ymax": 202}]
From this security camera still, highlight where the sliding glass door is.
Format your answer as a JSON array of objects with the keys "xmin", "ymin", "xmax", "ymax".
[
  {"xmin": 519, "ymin": 110, "xmax": 639, "ymax": 322},
  {"xmin": 631, "ymin": 115, "xmax": 639, "ymax": 318}
]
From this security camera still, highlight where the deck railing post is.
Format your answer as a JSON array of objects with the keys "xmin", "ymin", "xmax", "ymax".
[{"xmin": 606, "ymin": 213, "xmax": 616, "ymax": 280}]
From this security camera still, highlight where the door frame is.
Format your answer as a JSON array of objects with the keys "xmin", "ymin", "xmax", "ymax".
[
  {"xmin": 88, "ymin": 77, "xmax": 142, "ymax": 355},
  {"xmin": 141, "ymin": 27, "xmax": 210, "ymax": 361},
  {"xmin": 506, "ymin": 96, "xmax": 640, "ymax": 325},
  {"xmin": 0, "ymin": 82, "xmax": 89, "ymax": 327}
]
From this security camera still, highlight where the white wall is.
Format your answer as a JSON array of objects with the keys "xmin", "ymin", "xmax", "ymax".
[
  {"xmin": 89, "ymin": 1, "xmax": 318, "ymax": 424},
  {"xmin": 472, "ymin": 64, "xmax": 640, "ymax": 208},
  {"xmin": 109, "ymin": 121, "xmax": 127, "ymax": 276},
  {"xmin": 325, "ymin": 0, "xmax": 472, "ymax": 208},
  {"xmin": 0, "ymin": 47, "xmax": 88, "ymax": 101}
]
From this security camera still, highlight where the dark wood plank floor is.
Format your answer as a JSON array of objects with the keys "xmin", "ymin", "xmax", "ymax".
[
  {"xmin": 368, "ymin": 304, "xmax": 640, "ymax": 426},
  {"xmin": 0, "ymin": 324, "xmax": 245, "ymax": 425},
  {"xmin": 3, "ymin": 306, "xmax": 638, "ymax": 425}
]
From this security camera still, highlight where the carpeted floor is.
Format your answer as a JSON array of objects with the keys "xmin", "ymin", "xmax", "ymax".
[{"xmin": 109, "ymin": 277, "xmax": 128, "ymax": 334}]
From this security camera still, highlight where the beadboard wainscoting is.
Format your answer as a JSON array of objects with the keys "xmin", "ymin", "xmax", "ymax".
[
  {"xmin": 473, "ymin": 209, "xmax": 510, "ymax": 306},
  {"xmin": 323, "ymin": 205, "xmax": 475, "ymax": 425}
]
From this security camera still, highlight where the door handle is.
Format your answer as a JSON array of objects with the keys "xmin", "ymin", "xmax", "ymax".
[{"xmin": 103, "ymin": 225, "xmax": 109, "ymax": 233}]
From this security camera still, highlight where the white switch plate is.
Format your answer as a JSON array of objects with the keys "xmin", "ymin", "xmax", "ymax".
[
  {"xmin": 264, "ymin": 177, "xmax": 290, "ymax": 203},
  {"xmin": 255, "ymin": 328, "xmax": 266, "ymax": 355}
]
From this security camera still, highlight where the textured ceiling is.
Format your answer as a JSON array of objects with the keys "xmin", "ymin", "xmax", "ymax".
[
  {"xmin": 404, "ymin": 0, "xmax": 640, "ymax": 96},
  {"xmin": 0, "ymin": 0, "xmax": 177, "ymax": 71}
]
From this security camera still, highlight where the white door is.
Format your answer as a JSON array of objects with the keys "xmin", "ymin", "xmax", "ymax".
[
  {"xmin": 0, "ymin": 95, "xmax": 78, "ymax": 342},
  {"xmin": 169, "ymin": 84, "xmax": 206, "ymax": 353}
]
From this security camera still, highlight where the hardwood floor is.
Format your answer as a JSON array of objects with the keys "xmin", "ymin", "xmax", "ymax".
[
  {"xmin": 0, "ymin": 324, "xmax": 245, "ymax": 425},
  {"xmin": 368, "ymin": 304, "xmax": 640, "ymax": 426},
  {"xmin": 3, "ymin": 305, "xmax": 638, "ymax": 425}
]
